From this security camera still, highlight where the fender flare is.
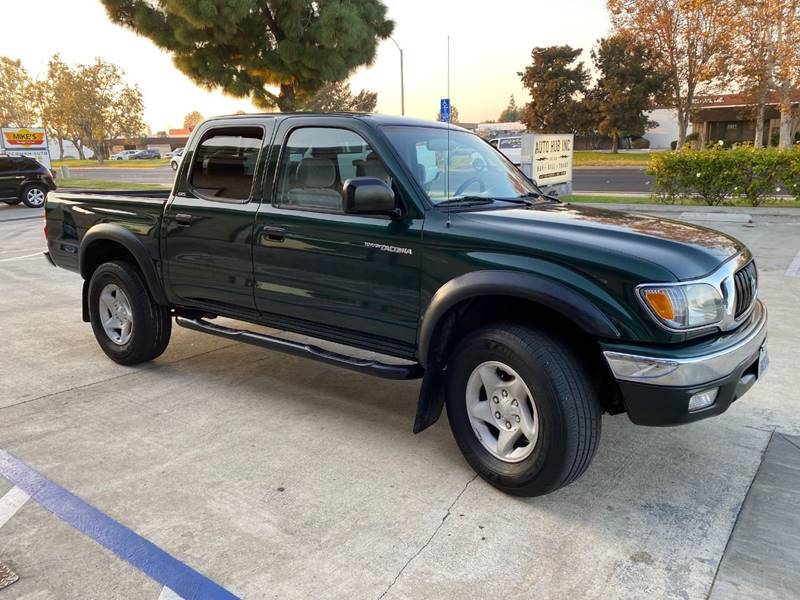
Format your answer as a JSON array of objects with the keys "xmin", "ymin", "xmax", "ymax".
[
  {"xmin": 417, "ymin": 270, "xmax": 621, "ymax": 366},
  {"xmin": 412, "ymin": 270, "xmax": 622, "ymax": 433},
  {"xmin": 79, "ymin": 223, "xmax": 168, "ymax": 305}
]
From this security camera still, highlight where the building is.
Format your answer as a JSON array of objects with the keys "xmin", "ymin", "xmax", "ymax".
[
  {"xmin": 643, "ymin": 108, "xmax": 680, "ymax": 150},
  {"xmin": 108, "ymin": 128, "xmax": 193, "ymax": 155},
  {"xmin": 691, "ymin": 91, "xmax": 800, "ymax": 146}
]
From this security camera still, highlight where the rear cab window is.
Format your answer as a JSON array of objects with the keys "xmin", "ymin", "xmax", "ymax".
[{"xmin": 189, "ymin": 126, "xmax": 264, "ymax": 201}]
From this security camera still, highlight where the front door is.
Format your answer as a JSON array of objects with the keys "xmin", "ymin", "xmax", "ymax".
[
  {"xmin": 253, "ymin": 119, "xmax": 423, "ymax": 351},
  {"xmin": 162, "ymin": 119, "xmax": 274, "ymax": 314}
]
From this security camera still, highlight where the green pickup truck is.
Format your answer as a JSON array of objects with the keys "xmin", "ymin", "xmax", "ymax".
[{"xmin": 44, "ymin": 113, "xmax": 768, "ymax": 497}]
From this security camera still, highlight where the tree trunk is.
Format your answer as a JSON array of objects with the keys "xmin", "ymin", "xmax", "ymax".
[
  {"xmin": 753, "ymin": 103, "xmax": 765, "ymax": 148},
  {"xmin": 71, "ymin": 139, "xmax": 86, "ymax": 160},
  {"xmin": 57, "ymin": 135, "xmax": 64, "ymax": 160},
  {"xmin": 611, "ymin": 132, "xmax": 620, "ymax": 153},
  {"xmin": 779, "ymin": 110, "xmax": 793, "ymax": 148},
  {"xmin": 278, "ymin": 83, "xmax": 297, "ymax": 112},
  {"xmin": 677, "ymin": 118, "xmax": 688, "ymax": 149}
]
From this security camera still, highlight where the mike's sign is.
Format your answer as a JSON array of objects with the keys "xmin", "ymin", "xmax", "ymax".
[
  {"xmin": 2, "ymin": 128, "xmax": 48, "ymax": 149},
  {"xmin": 1, "ymin": 128, "xmax": 52, "ymax": 170}
]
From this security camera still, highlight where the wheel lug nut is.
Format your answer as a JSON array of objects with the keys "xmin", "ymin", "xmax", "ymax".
[
  {"xmin": 494, "ymin": 411, "xmax": 501, "ymax": 419},
  {"xmin": 505, "ymin": 421, "xmax": 512, "ymax": 429},
  {"xmin": 502, "ymin": 390, "xmax": 508, "ymax": 397},
  {"xmin": 492, "ymin": 396, "xmax": 499, "ymax": 403},
  {"xmin": 511, "ymin": 399, "xmax": 518, "ymax": 407},
  {"xmin": 515, "ymin": 415, "xmax": 520, "ymax": 423}
]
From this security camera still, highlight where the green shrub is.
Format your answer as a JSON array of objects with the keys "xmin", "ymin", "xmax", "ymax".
[
  {"xmin": 648, "ymin": 147, "xmax": 800, "ymax": 206},
  {"xmin": 784, "ymin": 150, "xmax": 800, "ymax": 201},
  {"xmin": 728, "ymin": 147, "xmax": 787, "ymax": 206}
]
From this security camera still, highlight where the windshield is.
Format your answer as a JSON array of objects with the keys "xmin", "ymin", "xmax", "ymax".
[{"xmin": 381, "ymin": 125, "xmax": 539, "ymax": 204}]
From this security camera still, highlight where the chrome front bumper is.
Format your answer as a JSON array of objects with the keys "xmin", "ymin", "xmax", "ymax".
[{"xmin": 603, "ymin": 300, "xmax": 767, "ymax": 388}]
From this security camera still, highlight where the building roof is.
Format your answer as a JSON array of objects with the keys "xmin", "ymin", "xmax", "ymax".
[{"xmin": 694, "ymin": 90, "xmax": 800, "ymax": 108}]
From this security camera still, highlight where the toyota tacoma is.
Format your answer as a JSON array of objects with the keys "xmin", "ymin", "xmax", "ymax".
[{"xmin": 43, "ymin": 114, "xmax": 768, "ymax": 496}]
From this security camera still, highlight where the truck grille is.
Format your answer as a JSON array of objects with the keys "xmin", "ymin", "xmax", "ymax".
[{"xmin": 734, "ymin": 261, "xmax": 757, "ymax": 318}]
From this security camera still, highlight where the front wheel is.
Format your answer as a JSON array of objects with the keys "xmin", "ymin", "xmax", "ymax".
[
  {"xmin": 445, "ymin": 324, "xmax": 601, "ymax": 497},
  {"xmin": 21, "ymin": 184, "xmax": 48, "ymax": 208},
  {"xmin": 88, "ymin": 261, "xmax": 172, "ymax": 365}
]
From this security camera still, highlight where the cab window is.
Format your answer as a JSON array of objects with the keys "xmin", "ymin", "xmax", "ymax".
[
  {"xmin": 499, "ymin": 138, "xmax": 521, "ymax": 149},
  {"xmin": 275, "ymin": 127, "xmax": 391, "ymax": 213},
  {"xmin": 189, "ymin": 126, "xmax": 263, "ymax": 201}
]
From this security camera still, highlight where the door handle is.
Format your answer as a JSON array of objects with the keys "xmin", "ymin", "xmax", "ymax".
[
  {"xmin": 260, "ymin": 225, "xmax": 286, "ymax": 242},
  {"xmin": 175, "ymin": 213, "xmax": 195, "ymax": 226}
]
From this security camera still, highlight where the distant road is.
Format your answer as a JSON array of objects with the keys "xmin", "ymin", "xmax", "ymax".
[
  {"xmin": 572, "ymin": 167, "xmax": 651, "ymax": 194},
  {"xmin": 69, "ymin": 167, "xmax": 175, "ymax": 184},
  {"xmin": 67, "ymin": 165, "xmax": 656, "ymax": 194}
]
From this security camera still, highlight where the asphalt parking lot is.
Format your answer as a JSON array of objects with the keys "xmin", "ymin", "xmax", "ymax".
[{"xmin": 1, "ymin": 202, "xmax": 799, "ymax": 599}]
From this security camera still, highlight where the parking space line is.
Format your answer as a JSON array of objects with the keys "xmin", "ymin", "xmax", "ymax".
[
  {"xmin": 159, "ymin": 586, "xmax": 185, "ymax": 600},
  {"xmin": 0, "ymin": 252, "xmax": 43, "ymax": 263},
  {"xmin": 785, "ymin": 250, "xmax": 800, "ymax": 277},
  {"xmin": 0, "ymin": 450, "xmax": 238, "ymax": 600},
  {"xmin": 0, "ymin": 486, "xmax": 30, "ymax": 529}
]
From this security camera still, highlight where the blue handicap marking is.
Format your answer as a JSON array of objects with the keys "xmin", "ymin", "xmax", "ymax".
[
  {"xmin": 0, "ymin": 449, "xmax": 239, "ymax": 600},
  {"xmin": 440, "ymin": 98, "xmax": 451, "ymax": 122}
]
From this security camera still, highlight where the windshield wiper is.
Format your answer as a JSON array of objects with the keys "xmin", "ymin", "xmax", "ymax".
[
  {"xmin": 517, "ymin": 191, "xmax": 561, "ymax": 203},
  {"xmin": 436, "ymin": 196, "xmax": 495, "ymax": 207}
]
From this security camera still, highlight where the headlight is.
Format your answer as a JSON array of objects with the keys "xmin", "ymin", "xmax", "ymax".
[{"xmin": 639, "ymin": 283, "xmax": 724, "ymax": 330}]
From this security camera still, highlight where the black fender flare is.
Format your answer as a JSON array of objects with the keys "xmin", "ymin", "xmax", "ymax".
[
  {"xmin": 417, "ymin": 270, "xmax": 621, "ymax": 366},
  {"xmin": 412, "ymin": 270, "xmax": 621, "ymax": 433},
  {"xmin": 79, "ymin": 223, "xmax": 168, "ymax": 306}
]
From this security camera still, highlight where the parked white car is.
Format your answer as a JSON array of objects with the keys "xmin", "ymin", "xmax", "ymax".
[
  {"xmin": 489, "ymin": 136, "xmax": 522, "ymax": 165},
  {"xmin": 111, "ymin": 150, "xmax": 140, "ymax": 161},
  {"xmin": 169, "ymin": 148, "xmax": 184, "ymax": 171}
]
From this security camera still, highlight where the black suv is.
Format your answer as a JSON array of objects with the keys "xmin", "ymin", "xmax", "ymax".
[{"xmin": 0, "ymin": 155, "xmax": 56, "ymax": 208}]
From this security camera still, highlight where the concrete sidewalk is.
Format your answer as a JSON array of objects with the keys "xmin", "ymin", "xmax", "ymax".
[{"xmin": 711, "ymin": 433, "xmax": 800, "ymax": 599}]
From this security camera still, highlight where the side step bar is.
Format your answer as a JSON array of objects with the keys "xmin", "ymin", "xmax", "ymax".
[{"xmin": 175, "ymin": 316, "xmax": 424, "ymax": 381}]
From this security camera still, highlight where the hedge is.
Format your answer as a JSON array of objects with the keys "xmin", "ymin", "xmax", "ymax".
[{"xmin": 647, "ymin": 147, "xmax": 800, "ymax": 205}]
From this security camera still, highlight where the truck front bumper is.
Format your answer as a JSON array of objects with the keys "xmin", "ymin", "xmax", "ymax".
[{"xmin": 602, "ymin": 300, "xmax": 768, "ymax": 426}]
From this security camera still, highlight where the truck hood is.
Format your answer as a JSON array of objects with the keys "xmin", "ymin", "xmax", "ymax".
[{"xmin": 460, "ymin": 203, "xmax": 745, "ymax": 281}]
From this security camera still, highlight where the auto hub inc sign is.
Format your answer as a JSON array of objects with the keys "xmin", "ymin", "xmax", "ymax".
[{"xmin": 1, "ymin": 127, "xmax": 53, "ymax": 170}]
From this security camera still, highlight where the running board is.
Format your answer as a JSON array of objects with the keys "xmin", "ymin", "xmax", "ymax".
[{"xmin": 175, "ymin": 316, "xmax": 424, "ymax": 380}]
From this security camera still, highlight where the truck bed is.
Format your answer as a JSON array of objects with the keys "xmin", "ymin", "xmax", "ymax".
[{"xmin": 45, "ymin": 190, "xmax": 170, "ymax": 275}]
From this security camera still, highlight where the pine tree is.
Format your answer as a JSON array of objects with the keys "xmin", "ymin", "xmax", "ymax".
[{"xmin": 100, "ymin": 0, "xmax": 394, "ymax": 112}]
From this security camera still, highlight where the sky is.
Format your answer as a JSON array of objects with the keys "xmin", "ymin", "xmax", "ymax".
[{"xmin": 0, "ymin": 0, "xmax": 612, "ymax": 132}]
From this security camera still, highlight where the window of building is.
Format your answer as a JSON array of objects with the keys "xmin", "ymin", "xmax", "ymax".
[{"xmin": 189, "ymin": 126, "xmax": 263, "ymax": 201}]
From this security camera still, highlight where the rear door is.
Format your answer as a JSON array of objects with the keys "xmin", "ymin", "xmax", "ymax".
[
  {"xmin": 162, "ymin": 118, "xmax": 275, "ymax": 314},
  {"xmin": 0, "ymin": 157, "xmax": 23, "ymax": 199},
  {"xmin": 252, "ymin": 117, "xmax": 423, "ymax": 351}
]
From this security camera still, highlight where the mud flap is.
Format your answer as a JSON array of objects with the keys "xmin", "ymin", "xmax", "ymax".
[{"xmin": 413, "ymin": 364, "xmax": 446, "ymax": 433}]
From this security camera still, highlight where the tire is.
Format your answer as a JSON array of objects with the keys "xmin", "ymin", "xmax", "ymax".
[
  {"xmin": 21, "ymin": 183, "xmax": 48, "ymax": 208},
  {"xmin": 445, "ymin": 324, "xmax": 601, "ymax": 497},
  {"xmin": 88, "ymin": 261, "xmax": 171, "ymax": 365}
]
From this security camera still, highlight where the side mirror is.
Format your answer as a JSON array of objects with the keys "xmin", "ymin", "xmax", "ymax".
[{"xmin": 342, "ymin": 177, "xmax": 399, "ymax": 217}]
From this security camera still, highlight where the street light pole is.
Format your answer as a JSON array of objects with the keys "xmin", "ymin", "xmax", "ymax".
[{"xmin": 389, "ymin": 37, "xmax": 405, "ymax": 116}]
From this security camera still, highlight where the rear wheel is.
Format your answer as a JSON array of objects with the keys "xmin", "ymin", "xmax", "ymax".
[
  {"xmin": 21, "ymin": 183, "xmax": 48, "ymax": 208},
  {"xmin": 88, "ymin": 261, "xmax": 171, "ymax": 365},
  {"xmin": 445, "ymin": 324, "xmax": 601, "ymax": 497}
]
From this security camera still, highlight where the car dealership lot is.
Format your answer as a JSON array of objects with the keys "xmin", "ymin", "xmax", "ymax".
[{"xmin": 1, "ymin": 206, "xmax": 799, "ymax": 598}]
